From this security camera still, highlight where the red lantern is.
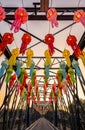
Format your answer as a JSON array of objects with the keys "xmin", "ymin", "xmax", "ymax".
[
  {"xmin": 2, "ymin": 33, "xmax": 14, "ymax": 44},
  {"xmin": 45, "ymin": 33, "xmax": 55, "ymax": 55},
  {"xmin": 0, "ymin": 6, "xmax": 6, "ymax": 21},
  {"xmin": 74, "ymin": 10, "xmax": 85, "ymax": 27},
  {"xmin": 66, "ymin": 35, "xmax": 82, "ymax": 58},
  {"xmin": 0, "ymin": 33, "xmax": 14, "ymax": 55},
  {"xmin": 20, "ymin": 33, "xmax": 31, "ymax": 55},
  {"xmin": 47, "ymin": 8, "xmax": 58, "ymax": 28},
  {"xmin": 11, "ymin": 8, "xmax": 28, "ymax": 33}
]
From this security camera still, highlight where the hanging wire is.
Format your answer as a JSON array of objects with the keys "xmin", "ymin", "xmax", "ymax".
[
  {"xmin": 48, "ymin": 0, "xmax": 53, "ymax": 34},
  {"xmin": 21, "ymin": 0, "xmax": 24, "ymax": 7},
  {"xmin": 77, "ymin": 0, "xmax": 81, "ymax": 8},
  {"xmin": 0, "ymin": 1, "xmax": 2, "ymax": 6},
  {"xmin": 48, "ymin": 21, "xmax": 51, "ymax": 33},
  {"xmin": 50, "ymin": 0, "xmax": 52, "ymax": 7}
]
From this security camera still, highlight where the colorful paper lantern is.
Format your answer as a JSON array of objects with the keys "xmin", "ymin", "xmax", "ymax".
[
  {"xmin": 26, "ymin": 49, "xmax": 34, "ymax": 67},
  {"xmin": 0, "ymin": 33, "xmax": 14, "ymax": 55},
  {"xmin": 74, "ymin": 10, "xmax": 85, "ymax": 27},
  {"xmin": 68, "ymin": 67, "xmax": 76, "ymax": 83},
  {"xmin": 72, "ymin": 59, "xmax": 82, "ymax": 77},
  {"xmin": 16, "ymin": 60, "xmax": 23, "ymax": 77},
  {"xmin": 8, "ymin": 48, "xmax": 20, "ymax": 66},
  {"xmin": 47, "ymin": 8, "xmax": 58, "ymax": 28},
  {"xmin": 11, "ymin": 8, "xmax": 28, "ymax": 33},
  {"xmin": 20, "ymin": 33, "xmax": 31, "ymax": 55},
  {"xmin": 6, "ymin": 67, "xmax": 13, "ymax": 84},
  {"xmin": 62, "ymin": 49, "xmax": 71, "ymax": 67},
  {"xmin": 45, "ymin": 34, "xmax": 55, "ymax": 55},
  {"xmin": 44, "ymin": 49, "xmax": 52, "ymax": 66},
  {"xmin": 66, "ymin": 35, "xmax": 82, "ymax": 58},
  {"xmin": 0, "ymin": 6, "xmax": 6, "ymax": 21},
  {"xmin": 60, "ymin": 61, "xmax": 66, "ymax": 79},
  {"xmin": 0, "ymin": 60, "xmax": 8, "ymax": 78}
]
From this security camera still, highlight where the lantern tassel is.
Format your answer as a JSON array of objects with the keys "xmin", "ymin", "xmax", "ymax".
[
  {"xmin": 11, "ymin": 19, "xmax": 21, "ymax": 33},
  {"xmin": 50, "ymin": 15, "xmax": 58, "ymax": 28},
  {"xmin": 80, "ymin": 16, "xmax": 85, "ymax": 28}
]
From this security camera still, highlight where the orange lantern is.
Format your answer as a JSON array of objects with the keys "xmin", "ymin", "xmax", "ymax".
[
  {"xmin": 74, "ymin": 10, "xmax": 85, "ymax": 27},
  {"xmin": 47, "ymin": 8, "xmax": 58, "ymax": 28},
  {"xmin": 11, "ymin": 8, "xmax": 28, "ymax": 33}
]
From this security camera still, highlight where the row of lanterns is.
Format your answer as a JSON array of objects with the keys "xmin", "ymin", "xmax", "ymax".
[
  {"xmin": 0, "ymin": 6, "xmax": 85, "ymax": 32},
  {"xmin": 0, "ymin": 32, "xmax": 85, "ymax": 67}
]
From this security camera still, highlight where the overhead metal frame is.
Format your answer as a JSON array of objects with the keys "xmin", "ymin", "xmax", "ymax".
[{"xmin": 0, "ymin": 3, "xmax": 85, "ymax": 130}]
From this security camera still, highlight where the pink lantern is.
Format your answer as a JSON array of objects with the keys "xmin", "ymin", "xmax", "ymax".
[
  {"xmin": 0, "ymin": 6, "xmax": 6, "ymax": 21},
  {"xmin": 74, "ymin": 10, "xmax": 85, "ymax": 27},
  {"xmin": 11, "ymin": 8, "xmax": 28, "ymax": 33},
  {"xmin": 47, "ymin": 8, "xmax": 58, "ymax": 28}
]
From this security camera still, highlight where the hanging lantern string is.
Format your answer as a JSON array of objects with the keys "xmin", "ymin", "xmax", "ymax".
[
  {"xmin": 48, "ymin": 20, "xmax": 51, "ymax": 33},
  {"xmin": 77, "ymin": 0, "xmax": 81, "ymax": 9},
  {"xmin": 50, "ymin": 0, "xmax": 52, "ymax": 7},
  {"xmin": 0, "ymin": 1, "xmax": 2, "ymax": 6},
  {"xmin": 21, "ymin": 0, "xmax": 24, "ymax": 7}
]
